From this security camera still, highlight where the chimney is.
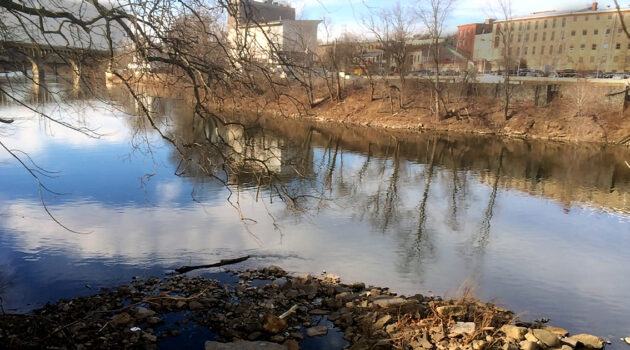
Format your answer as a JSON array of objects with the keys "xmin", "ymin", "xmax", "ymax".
[{"xmin": 591, "ymin": 2, "xmax": 598, "ymax": 11}]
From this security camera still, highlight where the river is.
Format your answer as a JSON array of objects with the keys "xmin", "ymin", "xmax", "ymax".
[{"xmin": 1, "ymin": 79, "xmax": 630, "ymax": 348}]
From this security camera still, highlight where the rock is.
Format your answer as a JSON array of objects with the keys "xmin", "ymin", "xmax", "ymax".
[
  {"xmin": 204, "ymin": 340, "xmax": 286, "ymax": 350},
  {"xmin": 110, "ymin": 312, "xmax": 133, "ymax": 326},
  {"xmin": 284, "ymin": 339, "xmax": 300, "ymax": 350},
  {"xmin": 175, "ymin": 301, "xmax": 186, "ymax": 309},
  {"xmin": 502, "ymin": 344, "xmax": 518, "ymax": 350},
  {"xmin": 501, "ymin": 325, "xmax": 528, "ymax": 341},
  {"xmin": 270, "ymin": 335, "xmax": 284, "ymax": 343},
  {"xmin": 519, "ymin": 340, "xmax": 540, "ymax": 350},
  {"xmin": 560, "ymin": 337, "xmax": 579, "ymax": 348},
  {"xmin": 448, "ymin": 322, "xmax": 475, "ymax": 337},
  {"xmin": 565, "ymin": 334, "xmax": 605, "ymax": 349},
  {"xmin": 374, "ymin": 315, "xmax": 392, "ymax": 329},
  {"xmin": 532, "ymin": 329, "xmax": 560, "ymax": 347},
  {"xmin": 262, "ymin": 314, "xmax": 287, "ymax": 334},
  {"xmin": 436, "ymin": 305, "xmax": 467, "ymax": 318},
  {"xmin": 624, "ymin": 337, "xmax": 630, "ymax": 345},
  {"xmin": 544, "ymin": 326, "xmax": 569, "ymax": 338},
  {"xmin": 525, "ymin": 332, "xmax": 539, "ymax": 343},
  {"xmin": 556, "ymin": 346, "xmax": 573, "ymax": 350},
  {"xmin": 306, "ymin": 326, "xmax": 328, "ymax": 337},
  {"xmin": 135, "ymin": 307, "xmax": 156, "ymax": 319},
  {"xmin": 247, "ymin": 332, "xmax": 262, "ymax": 340},
  {"xmin": 373, "ymin": 297, "xmax": 406, "ymax": 308},
  {"xmin": 142, "ymin": 332, "xmax": 157, "ymax": 342},
  {"xmin": 147, "ymin": 316, "xmax": 162, "ymax": 325},
  {"xmin": 189, "ymin": 301, "xmax": 204, "ymax": 310},
  {"xmin": 472, "ymin": 340, "xmax": 488, "ymax": 350}
]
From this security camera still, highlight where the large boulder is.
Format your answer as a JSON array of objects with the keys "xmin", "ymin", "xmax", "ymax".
[
  {"xmin": 501, "ymin": 325, "xmax": 528, "ymax": 341},
  {"xmin": 532, "ymin": 329, "xmax": 560, "ymax": 348},
  {"xmin": 565, "ymin": 334, "xmax": 605, "ymax": 349}
]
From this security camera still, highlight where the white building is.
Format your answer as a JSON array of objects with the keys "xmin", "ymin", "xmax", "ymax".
[{"xmin": 228, "ymin": 0, "xmax": 320, "ymax": 65}]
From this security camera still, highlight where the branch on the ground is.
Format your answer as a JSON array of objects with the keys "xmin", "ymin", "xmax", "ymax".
[{"xmin": 175, "ymin": 255, "xmax": 250, "ymax": 274}]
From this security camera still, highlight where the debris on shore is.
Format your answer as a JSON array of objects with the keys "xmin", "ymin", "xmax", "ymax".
[{"xmin": 0, "ymin": 266, "xmax": 608, "ymax": 349}]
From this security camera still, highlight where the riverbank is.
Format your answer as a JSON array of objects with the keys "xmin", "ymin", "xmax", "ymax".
[
  {"xmin": 0, "ymin": 266, "xmax": 612, "ymax": 350},
  {"xmin": 295, "ymin": 81, "xmax": 630, "ymax": 146}
]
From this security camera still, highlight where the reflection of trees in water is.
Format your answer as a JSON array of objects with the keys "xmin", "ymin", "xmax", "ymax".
[{"xmin": 476, "ymin": 147, "xmax": 505, "ymax": 252}]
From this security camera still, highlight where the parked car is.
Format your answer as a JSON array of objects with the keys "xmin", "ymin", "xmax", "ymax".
[{"xmin": 556, "ymin": 69, "xmax": 579, "ymax": 78}]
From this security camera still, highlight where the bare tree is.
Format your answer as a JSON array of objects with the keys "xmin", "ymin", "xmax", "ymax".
[
  {"xmin": 363, "ymin": 2, "xmax": 416, "ymax": 110},
  {"xmin": 417, "ymin": 0, "xmax": 455, "ymax": 119},
  {"xmin": 493, "ymin": 0, "xmax": 515, "ymax": 120}
]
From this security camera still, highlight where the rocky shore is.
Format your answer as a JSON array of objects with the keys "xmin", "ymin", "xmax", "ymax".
[{"xmin": 0, "ymin": 266, "xmax": 614, "ymax": 349}]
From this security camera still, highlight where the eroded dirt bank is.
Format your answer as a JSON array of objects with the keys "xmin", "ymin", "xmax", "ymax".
[{"xmin": 0, "ymin": 267, "xmax": 612, "ymax": 349}]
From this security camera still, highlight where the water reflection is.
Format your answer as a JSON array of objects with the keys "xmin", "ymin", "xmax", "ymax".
[{"xmin": 1, "ymin": 82, "xmax": 630, "ymax": 347}]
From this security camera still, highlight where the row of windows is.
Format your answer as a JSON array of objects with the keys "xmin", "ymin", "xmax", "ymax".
[
  {"xmin": 497, "ymin": 13, "xmax": 627, "ymax": 31},
  {"xmin": 566, "ymin": 56, "xmax": 630, "ymax": 63},
  {"xmin": 507, "ymin": 42, "xmax": 630, "ymax": 56},
  {"xmin": 496, "ymin": 30, "xmax": 629, "ymax": 46}
]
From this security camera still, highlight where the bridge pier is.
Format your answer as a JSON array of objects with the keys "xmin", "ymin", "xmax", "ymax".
[
  {"xmin": 67, "ymin": 58, "xmax": 82, "ymax": 89},
  {"xmin": 25, "ymin": 56, "xmax": 45, "ymax": 87}
]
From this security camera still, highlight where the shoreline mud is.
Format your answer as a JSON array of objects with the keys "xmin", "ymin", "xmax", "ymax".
[{"xmin": 0, "ymin": 266, "xmax": 612, "ymax": 350}]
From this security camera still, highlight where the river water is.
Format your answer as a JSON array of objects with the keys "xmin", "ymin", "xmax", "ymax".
[{"xmin": 1, "ymin": 80, "xmax": 630, "ymax": 348}]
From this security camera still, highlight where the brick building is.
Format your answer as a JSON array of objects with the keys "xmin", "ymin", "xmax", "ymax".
[
  {"xmin": 484, "ymin": 2, "xmax": 630, "ymax": 73},
  {"xmin": 456, "ymin": 19, "xmax": 494, "ymax": 59}
]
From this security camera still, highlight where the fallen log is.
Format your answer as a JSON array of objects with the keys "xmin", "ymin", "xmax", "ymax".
[{"xmin": 175, "ymin": 255, "xmax": 250, "ymax": 274}]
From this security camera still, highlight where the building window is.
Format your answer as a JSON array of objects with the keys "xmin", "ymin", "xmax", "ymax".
[
  {"xmin": 543, "ymin": 32, "xmax": 546, "ymax": 41},
  {"xmin": 616, "ymin": 43, "xmax": 621, "ymax": 49},
  {"xmin": 525, "ymin": 33, "xmax": 530, "ymax": 41},
  {"xmin": 558, "ymin": 45, "xmax": 562, "ymax": 53},
  {"xmin": 581, "ymin": 44, "xmax": 586, "ymax": 50},
  {"xmin": 544, "ymin": 20, "xmax": 548, "ymax": 28},
  {"xmin": 519, "ymin": 22, "xmax": 522, "ymax": 30},
  {"xmin": 541, "ymin": 46, "xmax": 545, "ymax": 54},
  {"xmin": 535, "ymin": 21, "xmax": 538, "ymax": 29},
  {"xmin": 606, "ymin": 29, "xmax": 611, "ymax": 34},
  {"xmin": 562, "ymin": 18, "xmax": 566, "ymax": 27},
  {"xmin": 527, "ymin": 22, "xmax": 531, "ymax": 29},
  {"xmin": 582, "ymin": 29, "xmax": 587, "ymax": 35},
  {"xmin": 590, "ymin": 56, "xmax": 595, "ymax": 62},
  {"xmin": 594, "ymin": 29, "xmax": 598, "ymax": 35},
  {"xmin": 608, "ymin": 14, "xmax": 613, "ymax": 19},
  {"xmin": 524, "ymin": 47, "xmax": 528, "ymax": 55},
  {"xmin": 551, "ymin": 32, "xmax": 555, "ymax": 40},
  {"xmin": 495, "ymin": 37, "xmax": 500, "ymax": 48},
  {"xmin": 571, "ymin": 30, "xmax": 576, "ymax": 36},
  {"xmin": 569, "ymin": 45, "xmax": 574, "ymax": 50},
  {"xmin": 592, "ymin": 44, "xmax": 597, "ymax": 50},
  {"xmin": 516, "ymin": 47, "xmax": 520, "ymax": 55},
  {"xmin": 518, "ymin": 34, "xmax": 522, "ymax": 42},
  {"xmin": 533, "ymin": 46, "xmax": 536, "ymax": 54},
  {"xmin": 585, "ymin": 16, "xmax": 589, "ymax": 21},
  {"xmin": 553, "ymin": 18, "xmax": 557, "ymax": 28},
  {"xmin": 596, "ymin": 15, "xmax": 600, "ymax": 20},
  {"xmin": 619, "ymin": 29, "xmax": 624, "ymax": 34},
  {"xmin": 574, "ymin": 16, "xmax": 577, "ymax": 22},
  {"xmin": 534, "ymin": 33, "xmax": 538, "ymax": 41}
]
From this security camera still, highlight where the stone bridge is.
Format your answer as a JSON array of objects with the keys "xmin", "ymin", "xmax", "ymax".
[{"xmin": 0, "ymin": 40, "xmax": 109, "ymax": 87}]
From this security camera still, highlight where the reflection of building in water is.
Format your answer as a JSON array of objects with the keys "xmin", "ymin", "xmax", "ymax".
[{"xmin": 205, "ymin": 121, "xmax": 312, "ymax": 178}]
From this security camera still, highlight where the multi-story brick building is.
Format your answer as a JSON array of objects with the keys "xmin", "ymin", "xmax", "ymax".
[
  {"xmin": 456, "ymin": 20, "xmax": 494, "ymax": 59},
  {"xmin": 472, "ymin": 2, "xmax": 630, "ymax": 73}
]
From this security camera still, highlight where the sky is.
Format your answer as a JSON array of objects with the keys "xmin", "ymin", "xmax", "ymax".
[{"xmin": 288, "ymin": 0, "xmax": 629, "ymax": 39}]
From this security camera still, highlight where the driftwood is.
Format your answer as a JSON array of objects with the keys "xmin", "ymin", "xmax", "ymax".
[{"xmin": 175, "ymin": 255, "xmax": 250, "ymax": 274}]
